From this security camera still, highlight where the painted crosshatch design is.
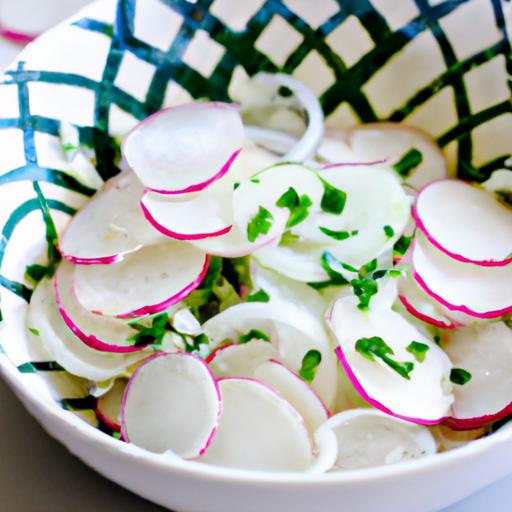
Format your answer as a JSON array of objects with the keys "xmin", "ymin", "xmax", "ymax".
[{"xmin": 0, "ymin": 0, "xmax": 510, "ymax": 432}]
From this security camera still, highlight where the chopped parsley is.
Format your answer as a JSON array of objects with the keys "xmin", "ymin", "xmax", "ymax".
[
  {"xmin": 184, "ymin": 333, "xmax": 209, "ymax": 353},
  {"xmin": 128, "ymin": 313, "xmax": 170, "ymax": 348},
  {"xmin": 393, "ymin": 148, "xmax": 423, "ymax": 178},
  {"xmin": 450, "ymin": 368, "xmax": 472, "ymax": 386},
  {"xmin": 383, "ymin": 225, "xmax": 395, "ymax": 238},
  {"xmin": 393, "ymin": 234, "xmax": 414, "ymax": 259},
  {"xmin": 239, "ymin": 329, "xmax": 270, "ymax": 344},
  {"xmin": 299, "ymin": 349, "xmax": 322, "ymax": 384},
  {"xmin": 246, "ymin": 288, "xmax": 270, "ymax": 303},
  {"xmin": 320, "ymin": 179, "xmax": 347, "ymax": 215},
  {"xmin": 276, "ymin": 187, "xmax": 313, "ymax": 227},
  {"xmin": 250, "ymin": 178, "xmax": 260, "ymax": 184},
  {"xmin": 319, "ymin": 227, "xmax": 358, "ymax": 241},
  {"xmin": 356, "ymin": 336, "xmax": 415, "ymax": 380},
  {"xmin": 307, "ymin": 251, "xmax": 349, "ymax": 290},
  {"xmin": 28, "ymin": 327, "xmax": 40, "ymax": 336},
  {"xmin": 406, "ymin": 341, "xmax": 430, "ymax": 362},
  {"xmin": 247, "ymin": 206, "xmax": 274, "ymax": 243}
]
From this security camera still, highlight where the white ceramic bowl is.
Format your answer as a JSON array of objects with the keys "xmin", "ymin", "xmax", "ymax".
[{"xmin": 0, "ymin": 1, "xmax": 511, "ymax": 511}]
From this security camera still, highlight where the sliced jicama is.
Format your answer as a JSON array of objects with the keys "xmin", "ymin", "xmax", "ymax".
[
  {"xmin": 312, "ymin": 409, "xmax": 436, "ymax": 472},
  {"xmin": 347, "ymin": 123, "xmax": 448, "ymax": 189},
  {"xmin": 28, "ymin": 280, "xmax": 145, "ymax": 380},
  {"xmin": 60, "ymin": 171, "xmax": 165, "ymax": 264},
  {"xmin": 96, "ymin": 379, "xmax": 127, "ymax": 432},
  {"xmin": 121, "ymin": 353, "xmax": 221, "ymax": 457},
  {"xmin": 207, "ymin": 339, "xmax": 280, "ymax": 379},
  {"xmin": 54, "ymin": 260, "xmax": 147, "ymax": 353},
  {"xmin": 203, "ymin": 301, "xmax": 338, "ymax": 409},
  {"xmin": 413, "ymin": 179, "xmax": 512, "ymax": 266},
  {"xmin": 123, "ymin": 102, "xmax": 244, "ymax": 194},
  {"xmin": 73, "ymin": 242, "xmax": 209, "ymax": 318},
  {"xmin": 200, "ymin": 377, "xmax": 313, "ymax": 471},
  {"xmin": 328, "ymin": 295, "xmax": 454, "ymax": 423},
  {"xmin": 442, "ymin": 322, "xmax": 512, "ymax": 430},
  {"xmin": 254, "ymin": 360, "xmax": 330, "ymax": 433},
  {"xmin": 140, "ymin": 178, "xmax": 233, "ymax": 240},
  {"xmin": 413, "ymin": 235, "xmax": 512, "ymax": 318}
]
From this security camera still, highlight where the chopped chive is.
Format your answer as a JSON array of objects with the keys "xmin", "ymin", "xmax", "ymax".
[
  {"xmin": 393, "ymin": 148, "xmax": 423, "ymax": 178},
  {"xmin": 383, "ymin": 225, "xmax": 395, "ymax": 238},
  {"xmin": 299, "ymin": 350, "xmax": 322, "ymax": 384},
  {"xmin": 450, "ymin": 368, "xmax": 472, "ymax": 385},
  {"xmin": 319, "ymin": 227, "xmax": 357, "ymax": 241},
  {"xmin": 28, "ymin": 327, "xmax": 40, "ymax": 336}
]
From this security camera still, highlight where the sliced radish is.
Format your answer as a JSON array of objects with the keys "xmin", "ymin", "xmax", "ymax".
[
  {"xmin": 229, "ymin": 141, "xmax": 277, "ymax": 182},
  {"xmin": 121, "ymin": 353, "xmax": 221, "ymax": 457},
  {"xmin": 73, "ymin": 242, "xmax": 209, "ymax": 318},
  {"xmin": 413, "ymin": 180, "xmax": 512, "ymax": 266},
  {"xmin": 413, "ymin": 235, "xmax": 512, "ymax": 319},
  {"xmin": 96, "ymin": 379, "xmax": 127, "ymax": 432},
  {"xmin": 123, "ymin": 102, "xmax": 244, "ymax": 194},
  {"xmin": 347, "ymin": 123, "xmax": 448, "ymax": 189},
  {"xmin": 328, "ymin": 295, "xmax": 453, "ymax": 423},
  {"xmin": 207, "ymin": 339, "xmax": 280, "ymax": 379},
  {"xmin": 54, "ymin": 261, "xmax": 147, "ymax": 353},
  {"xmin": 28, "ymin": 280, "xmax": 145, "ymax": 380},
  {"xmin": 442, "ymin": 322, "xmax": 512, "ymax": 430},
  {"xmin": 312, "ymin": 409, "xmax": 436, "ymax": 472},
  {"xmin": 398, "ymin": 274, "xmax": 462, "ymax": 329},
  {"xmin": 60, "ymin": 171, "xmax": 165, "ymax": 264},
  {"xmin": 199, "ymin": 377, "xmax": 313, "ymax": 471},
  {"xmin": 203, "ymin": 301, "xmax": 338, "ymax": 409},
  {"xmin": 254, "ymin": 360, "xmax": 330, "ymax": 433}
]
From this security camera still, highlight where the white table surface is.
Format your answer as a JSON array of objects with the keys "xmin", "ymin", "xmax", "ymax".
[{"xmin": 0, "ymin": 27, "xmax": 510, "ymax": 512}]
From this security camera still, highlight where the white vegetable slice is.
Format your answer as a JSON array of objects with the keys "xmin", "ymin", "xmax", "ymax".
[
  {"xmin": 327, "ymin": 295, "xmax": 454, "ymax": 423},
  {"xmin": 254, "ymin": 360, "xmax": 330, "ymax": 434},
  {"xmin": 60, "ymin": 171, "xmax": 165, "ymax": 264},
  {"xmin": 140, "ymin": 180, "xmax": 233, "ymax": 240},
  {"xmin": 121, "ymin": 353, "xmax": 221, "ymax": 457},
  {"xmin": 28, "ymin": 280, "xmax": 145, "ymax": 380},
  {"xmin": 123, "ymin": 102, "xmax": 244, "ymax": 194},
  {"xmin": 96, "ymin": 378, "xmax": 127, "ymax": 432},
  {"xmin": 482, "ymin": 169, "xmax": 512, "ymax": 196},
  {"xmin": 207, "ymin": 340, "xmax": 280, "ymax": 379},
  {"xmin": 229, "ymin": 141, "xmax": 277, "ymax": 182},
  {"xmin": 73, "ymin": 242, "xmax": 209, "ymax": 318},
  {"xmin": 200, "ymin": 377, "xmax": 313, "ymax": 471},
  {"xmin": 442, "ymin": 322, "xmax": 512, "ymax": 430},
  {"xmin": 413, "ymin": 179, "xmax": 512, "ymax": 266},
  {"xmin": 347, "ymin": 123, "xmax": 448, "ymax": 189},
  {"xmin": 413, "ymin": 235, "xmax": 512, "ymax": 318},
  {"xmin": 55, "ymin": 260, "xmax": 145, "ymax": 353},
  {"xmin": 312, "ymin": 409, "xmax": 436, "ymax": 472}
]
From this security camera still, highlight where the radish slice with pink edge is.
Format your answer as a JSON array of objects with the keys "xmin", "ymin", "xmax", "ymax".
[
  {"xmin": 412, "ymin": 235, "xmax": 512, "ymax": 319},
  {"xmin": 199, "ymin": 377, "xmax": 313, "ymax": 471},
  {"xmin": 254, "ymin": 360, "xmax": 330, "ymax": 434},
  {"xmin": 140, "ymin": 179, "xmax": 233, "ymax": 241},
  {"xmin": 311, "ymin": 409, "xmax": 436, "ymax": 473},
  {"xmin": 28, "ymin": 279, "xmax": 145, "ymax": 380},
  {"xmin": 60, "ymin": 171, "xmax": 166, "ymax": 264},
  {"xmin": 441, "ymin": 322, "xmax": 512, "ymax": 430},
  {"xmin": 96, "ymin": 379, "xmax": 127, "ymax": 432},
  {"xmin": 54, "ymin": 260, "xmax": 148, "ymax": 353},
  {"xmin": 207, "ymin": 339, "xmax": 280, "ymax": 378},
  {"xmin": 122, "ymin": 102, "xmax": 244, "ymax": 194},
  {"xmin": 121, "ymin": 353, "xmax": 221, "ymax": 457},
  {"xmin": 203, "ymin": 301, "xmax": 338, "ymax": 409},
  {"xmin": 327, "ymin": 295, "xmax": 454, "ymax": 423},
  {"xmin": 413, "ymin": 179, "xmax": 512, "ymax": 266},
  {"xmin": 73, "ymin": 242, "xmax": 209, "ymax": 318}
]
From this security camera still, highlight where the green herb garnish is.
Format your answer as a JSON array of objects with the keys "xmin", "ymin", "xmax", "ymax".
[
  {"xmin": 393, "ymin": 234, "xmax": 414, "ymax": 259},
  {"xmin": 406, "ymin": 341, "xmax": 430, "ymax": 362},
  {"xmin": 128, "ymin": 313, "xmax": 170, "ymax": 347},
  {"xmin": 276, "ymin": 187, "xmax": 313, "ymax": 227},
  {"xmin": 319, "ymin": 227, "xmax": 358, "ymax": 241},
  {"xmin": 239, "ymin": 329, "xmax": 270, "ymax": 344},
  {"xmin": 247, "ymin": 206, "xmax": 274, "ymax": 242},
  {"xmin": 383, "ymin": 225, "xmax": 395, "ymax": 238},
  {"xmin": 450, "ymin": 368, "xmax": 472, "ymax": 385},
  {"xmin": 299, "ymin": 349, "xmax": 322, "ymax": 384},
  {"xmin": 307, "ymin": 251, "xmax": 349, "ymax": 290},
  {"xmin": 393, "ymin": 148, "xmax": 423, "ymax": 178},
  {"xmin": 356, "ymin": 336, "xmax": 415, "ymax": 379},
  {"xmin": 25, "ymin": 264, "xmax": 50, "ymax": 285},
  {"xmin": 320, "ymin": 179, "xmax": 347, "ymax": 215},
  {"xmin": 28, "ymin": 327, "xmax": 40, "ymax": 336},
  {"xmin": 246, "ymin": 289, "xmax": 270, "ymax": 303}
]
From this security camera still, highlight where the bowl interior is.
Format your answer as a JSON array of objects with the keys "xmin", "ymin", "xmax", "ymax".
[{"xmin": 0, "ymin": 0, "xmax": 511, "ymax": 471}]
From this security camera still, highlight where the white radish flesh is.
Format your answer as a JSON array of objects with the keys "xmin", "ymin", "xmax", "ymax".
[
  {"xmin": 96, "ymin": 379, "xmax": 127, "ymax": 432},
  {"xmin": 413, "ymin": 235, "xmax": 512, "ymax": 318},
  {"xmin": 121, "ymin": 353, "xmax": 221, "ymax": 457},
  {"xmin": 73, "ymin": 243, "xmax": 209, "ymax": 318},
  {"xmin": 123, "ymin": 103, "xmax": 244, "ymax": 194},
  {"xmin": 328, "ymin": 295, "xmax": 453, "ymax": 423},
  {"xmin": 413, "ymin": 180, "xmax": 512, "ymax": 265},
  {"xmin": 482, "ymin": 169, "xmax": 512, "ymax": 197},
  {"xmin": 199, "ymin": 377, "xmax": 313, "ymax": 471},
  {"xmin": 28, "ymin": 280, "xmax": 145, "ymax": 380},
  {"xmin": 254, "ymin": 360, "xmax": 330, "ymax": 433},
  {"xmin": 59, "ymin": 171, "xmax": 165, "ymax": 264},
  {"xmin": 313, "ymin": 409, "xmax": 436, "ymax": 471},
  {"xmin": 442, "ymin": 322, "xmax": 512, "ymax": 429}
]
